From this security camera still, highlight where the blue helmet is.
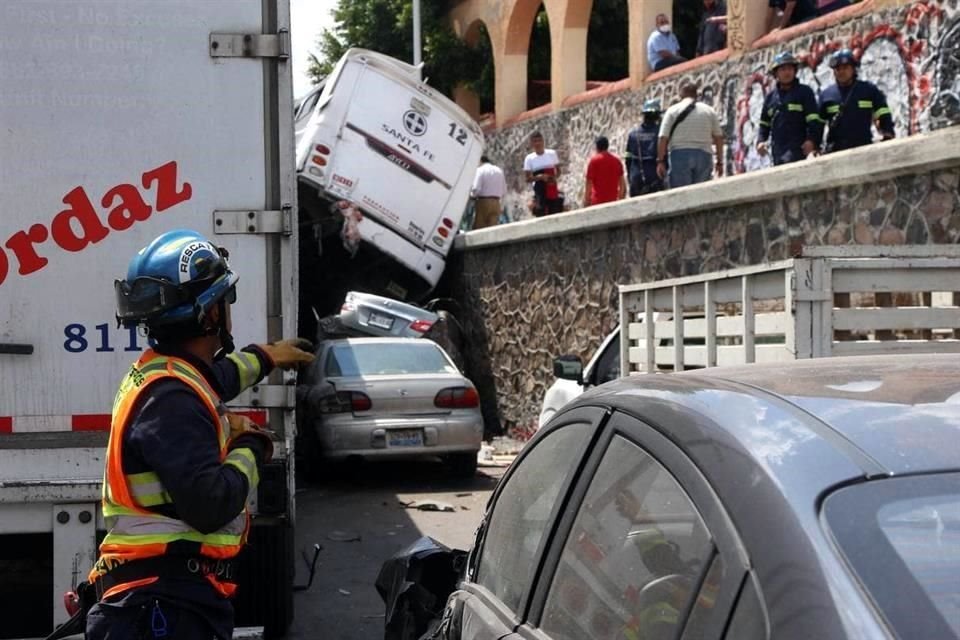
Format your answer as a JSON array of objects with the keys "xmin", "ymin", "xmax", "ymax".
[
  {"xmin": 769, "ymin": 51, "xmax": 800, "ymax": 74},
  {"xmin": 829, "ymin": 48, "xmax": 859, "ymax": 69},
  {"xmin": 642, "ymin": 99, "xmax": 662, "ymax": 114},
  {"xmin": 115, "ymin": 229, "xmax": 238, "ymax": 328}
]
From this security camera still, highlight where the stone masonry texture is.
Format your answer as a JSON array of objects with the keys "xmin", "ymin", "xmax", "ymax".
[{"xmin": 452, "ymin": 165, "xmax": 960, "ymax": 440}]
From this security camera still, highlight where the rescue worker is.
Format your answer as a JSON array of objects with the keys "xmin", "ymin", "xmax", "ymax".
[
  {"xmin": 756, "ymin": 52, "xmax": 823, "ymax": 165},
  {"xmin": 625, "ymin": 99, "xmax": 665, "ymax": 196},
  {"xmin": 819, "ymin": 48, "xmax": 895, "ymax": 153},
  {"xmin": 86, "ymin": 229, "xmax": 314, "ymax": 639}
]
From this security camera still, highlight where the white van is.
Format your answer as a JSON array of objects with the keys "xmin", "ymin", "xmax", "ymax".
[{"xmin": 295, "ymin": 49, "xmax": 484, "ymax": 309}]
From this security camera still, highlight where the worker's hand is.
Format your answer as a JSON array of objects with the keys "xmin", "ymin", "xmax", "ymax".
[
  {"xmin": 801, "ymin": 140, "xmax": 817, "ymax": 157},
  {"xmin": 756, "ymin": 141, "xmax": 768, "ymax": 156},
  {"xmin": 656, "ymin": 161, "xmax": 667, "ymax": 180},
  {"xmin": 715, "ymin": 159, "xmax": 725, "ymax": 177},
  {"xmin": 227, "ymin": 412, "xmax": 261, "ymax": 440},
  {"xmin": 226, "ymin": 413, "xmax": 274, "ymax": 463},
  {"xmin": 260, "ymin": 338, "xmax": 315, "ymax": 370}
]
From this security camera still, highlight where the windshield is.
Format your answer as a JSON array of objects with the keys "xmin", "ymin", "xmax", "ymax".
[
  {"xmin": 325, "ymin": 342, "xmax": 457, "ymax": 377},
  {"xmin": 823, "ymin": 473, "xmax": 960, "ymax": 639}
]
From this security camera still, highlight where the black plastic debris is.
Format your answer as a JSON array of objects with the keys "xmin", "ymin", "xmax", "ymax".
[{"xmin": 376, "ymin": 537, "xmax": 467, "ymax": 640}]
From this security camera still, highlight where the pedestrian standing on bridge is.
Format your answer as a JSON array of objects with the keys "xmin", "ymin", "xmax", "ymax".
[
  {"xmin": 657, "ymin": 82, "xmax": 725, "ymax": 188},
  {"xmin": 756, "ymin": 52, "xmax": 823, "ymax": 165},
  {"xmin": 524, "ymin": 131, "xmax": 564, "ymax": 216},
  {"xmin": 819, "ymin": 48, "xmax": 895, "ymax": 153},
  {"xmin": 86, "ymin": 229, "xmax": 314, "ymax": 640},
  {"xmin": 584, "ymin": 136, "xmax": 626, "ymax": 208},
  {"xmin": 470, "ymin": 155, "xmax": 507, "ymax": 229},
  {"xmin": 625, "ymin": 99, "xmax": 665, "ymax": 196}
]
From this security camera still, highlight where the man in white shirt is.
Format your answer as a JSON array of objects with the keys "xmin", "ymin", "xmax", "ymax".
[
  {"xmin": 647, "ymin": 14, "xmax": 687, "ymax": 72},
  {"xmin": 656, "ymin": 82, "xmax": 725, "ymax": 188},
  {"xmin": 523, "ymin": 131, "xmax": 564, "ymax": 216},
  {"xmin": 470, "ymin": 156, "xmax": 507, "ymax": 229}
]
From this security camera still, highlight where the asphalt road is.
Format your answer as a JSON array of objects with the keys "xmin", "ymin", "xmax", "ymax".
[{"xmin": 288, "ymin": 460, "xmax": 507, "ymax": 640}]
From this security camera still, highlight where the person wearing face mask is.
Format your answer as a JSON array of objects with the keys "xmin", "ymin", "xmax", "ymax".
[
  {"xmin": 647, "ymin": 14, "xmax": 687, "ymax": 72},
  {"xmin": 625, "ymin": 99, "xmax": 665, "ymax": 196}
]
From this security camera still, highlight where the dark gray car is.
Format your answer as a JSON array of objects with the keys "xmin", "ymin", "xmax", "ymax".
[{"xmin": 388, "ymin": 355, "xmax": 960, "ymax": 640}]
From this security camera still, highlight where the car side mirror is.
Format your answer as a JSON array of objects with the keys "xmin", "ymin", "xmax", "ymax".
[{"xmin": 553, "ymin": 355, "xmax": 584, "ymax": 382}]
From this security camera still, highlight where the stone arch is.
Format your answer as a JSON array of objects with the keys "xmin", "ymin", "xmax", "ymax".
[
  {"xmin": 501, "ymin": 0, "xmax": 553, "ymax": 117},
  {"xmin": 584, "ymin": 0, "xmax": 631, "ymax": 82},
  {"xmin": 456, "ymin": 18, "xmax": 497, "ymax": 119},
  {"xmin": 552, "ymin": 0, "xmax": 593, "ymax": 102}
]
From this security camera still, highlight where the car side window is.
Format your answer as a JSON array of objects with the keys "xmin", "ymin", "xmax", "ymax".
[
  {"xmin": 476, "ymin": 422, "xmax": 592, "ymax": 615},
  {"xmin": 540, "ymin": 435, "xmax": 715, "ymax": 640},
  {"xmin": 592, "ymin": 333, "xmax": 621, "ymax": 386}
]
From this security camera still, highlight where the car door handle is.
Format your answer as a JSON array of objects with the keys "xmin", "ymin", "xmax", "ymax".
[{"xmin": 0, "ymin": 343, "xmax": 34, "ymax": 355}]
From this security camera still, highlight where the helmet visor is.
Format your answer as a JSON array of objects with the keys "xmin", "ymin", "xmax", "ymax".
[{"xmin": 115, "ymin": 276, "xmax": 193, "ymax": 325}]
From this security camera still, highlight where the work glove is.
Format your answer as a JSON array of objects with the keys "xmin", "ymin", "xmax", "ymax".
[
  {"xmin": 260, "ymin": 338, "xmax": 315, "ymax": 370},
  {"xmin": 226, "ymin": 412, "xmax": 274, "ymax": 463}
]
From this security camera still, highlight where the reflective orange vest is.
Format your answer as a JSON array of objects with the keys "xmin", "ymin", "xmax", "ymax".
[{"xmin": 89, "ymin": 350, "xmax": 259, "ymax": 599}]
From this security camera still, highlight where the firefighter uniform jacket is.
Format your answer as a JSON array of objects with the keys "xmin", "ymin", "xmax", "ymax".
[
  {"xmin": 88, "ymin": 344, "xmax": 274, "ymax": 639},
  {"xmin": 625, "ymin": 122, "xmax": 662, "ymax": 195},
  {"xmin": 757, "ymin": 81, "xmax": 823, "ymax": 165},
  {"xmin": 819, "ymin": 79, "xmax": 895, "ymax": 152}
]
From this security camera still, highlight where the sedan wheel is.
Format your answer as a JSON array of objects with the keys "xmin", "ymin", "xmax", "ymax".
[{"xmin": 445, "ymin": 452, "xmax": 478, "ymax": 478}]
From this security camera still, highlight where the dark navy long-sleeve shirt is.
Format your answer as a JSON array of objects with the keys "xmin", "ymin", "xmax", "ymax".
[
  {"xmin": 757, "ymin": 81, "xmax": 823, "ymax": 164},
  {"xmin": 819, "ymin": 79, "xmax": 895, "ymax": 152}
]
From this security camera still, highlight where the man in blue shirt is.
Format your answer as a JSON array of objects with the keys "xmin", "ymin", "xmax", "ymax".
[
  {"xmin": 647, "ymin": 14, "xmax": 687, "ymax": 72},
  {"xmin": 819, "ymin": 49, "xmax": 895, "ymax": 153},
  {"xmin": 625, "ymin": 99, "xmax": 665, "ymax": 195},
  {"xmin": 757, "ymin": 52, "xmax": 823, "ymax": 165}
]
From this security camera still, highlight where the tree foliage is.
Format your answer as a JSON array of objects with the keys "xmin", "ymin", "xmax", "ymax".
[
  {"xmin": 307, "ymin": 0, "xmax": 644, "ymax": 114},
  {"xmin": 307, "ymin": 0, "xmax": 489, "ymax": 107}
]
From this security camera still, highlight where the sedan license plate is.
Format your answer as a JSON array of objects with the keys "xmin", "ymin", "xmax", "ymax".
[
  {"xmin": 368, "ymin": 311, "xmax": 395, "ymax": 330},
  {"xmin": 388, "ymin": 429, "xmax": 424, "ymax": 447}
]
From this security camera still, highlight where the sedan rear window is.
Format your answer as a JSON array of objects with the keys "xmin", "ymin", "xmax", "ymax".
[
  {"xmin": 325, "ymin": 342, "xmax": 457, "ymax": 377},
  {"xmin": 823, "ymin": 473, "xmax": 960, "ymax": 639}
]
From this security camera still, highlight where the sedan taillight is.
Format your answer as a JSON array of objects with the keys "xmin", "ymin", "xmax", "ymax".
[
  {"xmin": 320, "ymin": 391, "xmax": 372, "ymax": 413},
  {"xmin": 409, "ymin": 319, "xmax": 434, "ymax": 333},
  {"xmin": 434, "ymin": 387, "xmax": 479, "ymax": 409}
]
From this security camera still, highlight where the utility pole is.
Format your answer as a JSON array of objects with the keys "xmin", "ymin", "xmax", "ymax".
[{"xmin": 412, "ymin": 0, "xmax": 422, "ymax": 66}]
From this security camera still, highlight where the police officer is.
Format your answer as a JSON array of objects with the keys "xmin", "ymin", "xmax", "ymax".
[
  {"xmin": 819, "ymin": 48, "xmax": 895, "ymax": 152},
  {"xmin": 625, "ymin": 99, "xmax": 665, "ymax": 196},
  {"xmin": 86, "ymin": 229, "xmax": 314, "ymax": 639},
  {"xmin": 756, "ymin": 52, "xmax": 823, "ymax": 165}
]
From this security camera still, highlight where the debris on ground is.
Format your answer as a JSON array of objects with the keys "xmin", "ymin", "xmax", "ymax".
[
  {"xmin": 399, "ymin": 499, "xmax": 456, "ymax": 512},
  {"xmin": 454, "ymin": 492, "xmax": 473, "ymax": 497},
  {"xmin": 327, "ymin": 530, "xmax": 362, "ymax": 542}
]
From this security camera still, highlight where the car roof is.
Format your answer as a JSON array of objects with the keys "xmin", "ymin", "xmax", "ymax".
[
  {"xmin": 574, "ymin": 354, "xmax": 960, "ymax": 479},
  {"xmin": 323, "ymin": 337, "xmax": 436, "ymax": 346}
]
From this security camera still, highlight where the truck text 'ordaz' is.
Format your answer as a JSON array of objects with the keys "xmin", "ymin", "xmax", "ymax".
[{"xmin": 0, "ymin": 160, "xmax": 192, "ymax": 287}]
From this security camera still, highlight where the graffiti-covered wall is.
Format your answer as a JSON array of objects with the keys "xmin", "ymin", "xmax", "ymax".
[{"xmin": 485, "ymin": 0, "xmax": 960, "ymax": 220}]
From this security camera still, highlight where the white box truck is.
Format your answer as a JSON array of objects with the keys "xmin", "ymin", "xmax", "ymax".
[
  {"xmin": 0, "ymin": 1, "xmax": 297, "ymax": 636},
  {"xmin": 294, "ymin": 49, "xmax": 484, "ymax": 335}
]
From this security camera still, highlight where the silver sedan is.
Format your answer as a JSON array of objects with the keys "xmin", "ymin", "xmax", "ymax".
[{"xmin": 298, "ymin": 338, "xmax": 483, "ymax": 477}]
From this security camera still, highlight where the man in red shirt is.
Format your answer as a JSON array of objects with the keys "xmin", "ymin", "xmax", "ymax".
[{"xmin": 584, "ymin": 136, "xmax": 626, "ymax": 208}]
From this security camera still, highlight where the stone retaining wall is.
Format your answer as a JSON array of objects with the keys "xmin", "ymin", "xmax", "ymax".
[{"xmin": 450, "ymin": 129, "xmax": 960, "ymax": 439}]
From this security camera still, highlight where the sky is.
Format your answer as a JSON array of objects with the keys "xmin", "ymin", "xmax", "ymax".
[{"xmin": 290, "ymin": 0, "xmax": 338, "ymax": 98}]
